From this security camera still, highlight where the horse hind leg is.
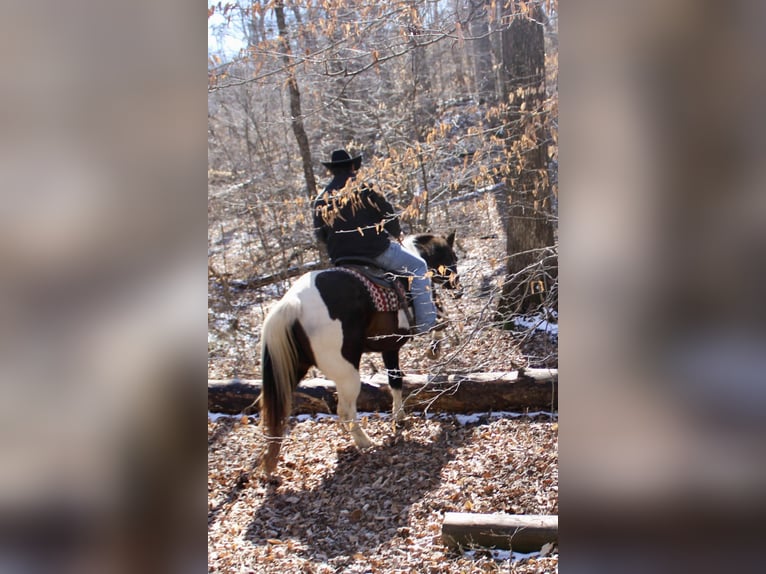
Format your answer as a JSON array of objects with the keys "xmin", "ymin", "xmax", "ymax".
[
  {"xmin": 260, "ymin": 352, "xmax": 312, "ymax": 477},
  {"xmin": 262, "ymin": 436, "xmax": 283, "ymax": 477},
  {"xmin": 260, "ymin": 362, "xmax": 312, "ymax": 477}
]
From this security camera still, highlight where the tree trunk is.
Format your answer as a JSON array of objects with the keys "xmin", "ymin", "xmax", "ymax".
[
  {"xmin": 498, "ymin": 5, "xmax": 557, "ymax": 318},
  {"xmin": 274, "ymin": 1, "xmax": 317, "ymax": 200},
  {"xmin": 208, "ymin": 369, "xmax": 558, "ymax": 415}
]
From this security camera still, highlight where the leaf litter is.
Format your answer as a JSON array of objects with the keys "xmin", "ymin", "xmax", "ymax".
[{"xmin": 208, "ymin": 412, "xmax": 558, "ymax": 573}]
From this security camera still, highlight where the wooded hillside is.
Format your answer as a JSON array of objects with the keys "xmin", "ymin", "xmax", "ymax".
[{"xmin": 208, "ymin": 0, "xmax": 558, "ymax": 382}]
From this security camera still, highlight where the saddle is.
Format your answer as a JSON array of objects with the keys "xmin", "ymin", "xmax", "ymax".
[{"xmin": 330, "ymin": 256, "xmax": 415, "ymax": 324}]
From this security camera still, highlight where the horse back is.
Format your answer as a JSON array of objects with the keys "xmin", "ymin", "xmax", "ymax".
[{"xmin": 313, "ymin": 268, "xmax": 410, "ymax": 351}]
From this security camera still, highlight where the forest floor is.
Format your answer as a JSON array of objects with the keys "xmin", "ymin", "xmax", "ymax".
[
  {"xmin": 208, "ymin": 413, "xmax": 558, "ymax": 573},
  {"xmin": 208, "ymin": 189, "xmax": 558, "ymax": 572}
]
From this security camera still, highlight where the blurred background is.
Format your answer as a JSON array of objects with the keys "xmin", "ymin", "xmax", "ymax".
[
  {"xmin": 0, "ymin": 1, "xmax": 207, "ymax": 573},
  {"xmin": 562, "ymin": 0, "xmax": 766, "ymax": 571},
  {"xmin": 0, "ymin": 1, "xmax": 764, "ymax": 572}
]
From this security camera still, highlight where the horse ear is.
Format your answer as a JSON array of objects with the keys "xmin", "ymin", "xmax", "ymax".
[{"xmin": 446, "ymin": 231, "xmax": 456, "ymax": 247}]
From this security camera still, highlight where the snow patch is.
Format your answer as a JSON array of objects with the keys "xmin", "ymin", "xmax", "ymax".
[
  {"xmin": 464, "ymin": 548, "xmax": 552, "ymax": 564},
  {"xmin": 454, "ymin": 413, "xmax": 482, "ymax": 425},
  {"xmin": 209, "ymin": 410, "xmax": 557, "ymax": 424},
  {"xmin": 512, "ymin": 312, "xmax": 558, "ymax": 339},
  {"xmin": 208, "ymin": 411, "xmax": 238, "ymax": 422}
]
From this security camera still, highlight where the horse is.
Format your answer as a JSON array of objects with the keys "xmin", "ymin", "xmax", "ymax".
[{"xmin": 258, "ymin": 232, "xmax": 462, "ymax": 475}]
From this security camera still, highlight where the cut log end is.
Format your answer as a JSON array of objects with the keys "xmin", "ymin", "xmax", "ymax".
[{"xmin": 441, "ymin": 512, "xmax": 558, "ymax": 553}]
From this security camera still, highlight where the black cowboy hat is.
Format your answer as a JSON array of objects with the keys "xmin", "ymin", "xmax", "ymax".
[{"xmin": 321, "ymin": 149, "xmax": 362, "ymax": 170}]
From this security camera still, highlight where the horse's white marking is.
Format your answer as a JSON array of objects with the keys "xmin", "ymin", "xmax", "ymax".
[
  {"xmin": 391, "ymin": 387, "xmax": 406, "ymax": 422},
  {"xmin": 296, "ymin": 272, "xmax": 373, "ymax": 448},
  {"xmin": 401, "ymin": 235, "xmax": 417, "ymax": 253},
  {"xmin": 295, "ymin": 273, "xmax": 345, "ymax": 369},
  {"xmin": 397, "ymin": 309, "xmax": 410, "ymax": 330}
]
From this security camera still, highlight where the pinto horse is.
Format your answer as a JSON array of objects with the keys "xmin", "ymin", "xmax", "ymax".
[{"xmin": 258, "ymin": 232, "xmax": 461, "ymax": 475}]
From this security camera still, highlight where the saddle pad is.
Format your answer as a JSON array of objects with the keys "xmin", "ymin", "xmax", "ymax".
[{"xmin": 328, "ymin": 267, "xmax": 401, "ymax": 313}]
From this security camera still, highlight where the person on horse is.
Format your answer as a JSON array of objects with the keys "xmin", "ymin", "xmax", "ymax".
[{"xmin": 313, "ymin": 148, "xmax": 439, "ymax": 335}]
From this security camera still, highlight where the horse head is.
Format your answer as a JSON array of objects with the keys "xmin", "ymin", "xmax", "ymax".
[{"xmin": 410, "ymin": 231, "xmax": 463, "ymax": 299}]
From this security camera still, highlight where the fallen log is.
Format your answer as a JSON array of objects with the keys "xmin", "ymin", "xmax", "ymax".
[
  {"xmin": 208, "ymin": 369, "xmax": 557, "ymax": 415},
  {"xmin": 441, "ymin": 512, "xmax": 558, "ymax": 552},
  {"xmin": 229, "ymin": 260, "xmax": 324, "ymax": 290}
]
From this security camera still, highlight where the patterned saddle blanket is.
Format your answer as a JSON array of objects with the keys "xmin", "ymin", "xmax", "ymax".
[{"xmin": 327, "ymin": 266, "xmax": 407, "ymax": 313}]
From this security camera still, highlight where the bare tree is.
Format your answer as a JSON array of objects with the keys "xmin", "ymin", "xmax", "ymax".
[
  {"xmin": 468, "ymin": 0, "xmax": 497, "ymax": 103},
  {"xmin": 274, "ymin": 0, "xmax": 317, "ymax": 200}
]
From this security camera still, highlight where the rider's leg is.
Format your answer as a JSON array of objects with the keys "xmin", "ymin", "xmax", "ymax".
[{"xmin": 373, "ymin": 242, "xmax": 438, "ymax": 334}]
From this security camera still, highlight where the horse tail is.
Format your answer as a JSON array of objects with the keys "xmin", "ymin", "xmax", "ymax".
[{"xmin": 259, "ymin": 295, "xmax": 302, "ymax": 475}]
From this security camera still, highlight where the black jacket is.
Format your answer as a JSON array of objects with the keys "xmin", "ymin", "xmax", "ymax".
[{"xmin": 313, "ymin": 172, "xmax": 402, "ymax": 263}]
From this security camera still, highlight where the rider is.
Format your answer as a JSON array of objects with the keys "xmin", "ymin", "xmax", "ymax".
[{"xmin": 313, "ymin": 149, "xmax": 438, "ymax": 335}]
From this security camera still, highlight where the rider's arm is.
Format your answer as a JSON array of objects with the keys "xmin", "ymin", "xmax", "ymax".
[{"xmin": 312, "ymin": 196, "xmax": 331, "ymax": 246}]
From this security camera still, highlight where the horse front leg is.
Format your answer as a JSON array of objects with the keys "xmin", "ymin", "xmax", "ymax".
[
  {"xmin": 382, "ymin": 350, "xmax": 407, "ymax": 425},
  {"xmin": 334, "ymin": 369, "xmax": 373, "ymax": 449},
  {"xmin": 427, "ymin": 290, "xmax": 447, "ymax": 359}
]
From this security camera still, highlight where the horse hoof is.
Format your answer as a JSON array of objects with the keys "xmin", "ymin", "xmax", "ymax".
[
  {"xmin": 352, "ymin": 435, "xmax": 374, "ymax": 450},
  {"xmin": 393, "ymin": 416, "xmax": 410, "ymax": 431},
  {"xmin": 427, "ymin": 341, "xmax": 441, "ymax": 359}
]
